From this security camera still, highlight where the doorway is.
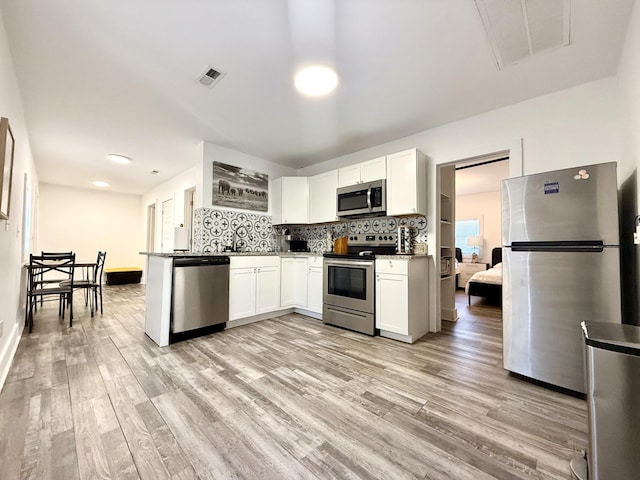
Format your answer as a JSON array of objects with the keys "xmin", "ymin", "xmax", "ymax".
[
  {"xmin": 184, "ymin": 187, "xmax": 196, "ymax": 251},
  {"xmin": 146, "ymin": 202, "xmax": 156, "ymax": 252},
  {"xmin": 433, "ymin": 143, "xmax": 522, "ymax": 333}
]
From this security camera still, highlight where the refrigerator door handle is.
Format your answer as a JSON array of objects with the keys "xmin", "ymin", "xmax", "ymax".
[{"xmin": 511, "ymin": 241, "xmax": 604, "ymax": 253}]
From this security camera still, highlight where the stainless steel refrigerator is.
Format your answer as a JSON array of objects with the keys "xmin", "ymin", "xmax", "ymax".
[{"xmin": 502, "ymin": 162, "xmax": 622, "ymax": 394}]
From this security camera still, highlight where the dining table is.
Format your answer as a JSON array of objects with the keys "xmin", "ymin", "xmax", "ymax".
[{"xmin": 24, "ymin": 259, "xmax": 98, "ymax": 326}]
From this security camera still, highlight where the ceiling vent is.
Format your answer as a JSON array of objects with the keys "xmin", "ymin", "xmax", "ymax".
[
  {"xmin": 475, "ymin": 0, "xmax": 571, "ymax": 69},
  {"xmin": 198, "ymin": 66, "xmax": 225, "ymax": 88}
]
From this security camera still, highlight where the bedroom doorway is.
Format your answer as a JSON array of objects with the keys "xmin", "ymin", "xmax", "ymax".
[
  {"xmin": 454, "ymin": 157, "xmax": 509, "ymax": 310},
  {"xmin": 433, "ymin": 142, "xmax": 522, "ymax": 332}
]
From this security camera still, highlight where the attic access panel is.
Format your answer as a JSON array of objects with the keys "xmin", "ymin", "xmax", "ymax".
[{"xmin": 475, "ymin": 0, "xmax": 571, "ymax": 69}]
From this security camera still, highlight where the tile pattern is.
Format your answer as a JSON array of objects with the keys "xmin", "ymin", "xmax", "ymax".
[
  {"xmin": 194, "ymin": 207, "xmax": 428, "ymax": 253},
  {"xmin": 194, "ymin": 208, "xmax": 275, "ymax": 253},
  {"xmin": 291, "ymin": 215, "xmax": 428, "ymax": 252}
]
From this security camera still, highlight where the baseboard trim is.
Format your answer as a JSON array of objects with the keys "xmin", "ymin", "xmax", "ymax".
[
  {"xmin": 441, "ymin": 307, "xmax": 458, "ymax": 322},
  {"xmin": 0, "ymin": 321, "xmax": 24, "ymax": 391},
  {"xmin": 293, "ymin": 308, "xmax": 322, "ymax": 320}
]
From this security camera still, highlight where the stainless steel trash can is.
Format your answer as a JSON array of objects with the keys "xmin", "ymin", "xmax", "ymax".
[{"xmin": 571, "ymin": 321, "xmax": 640, "ymax": 479}]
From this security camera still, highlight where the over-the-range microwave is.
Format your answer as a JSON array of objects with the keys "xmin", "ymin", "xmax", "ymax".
[{"xmin": 337, "ymin": 179, "xmax": 386, "ymax": 218}]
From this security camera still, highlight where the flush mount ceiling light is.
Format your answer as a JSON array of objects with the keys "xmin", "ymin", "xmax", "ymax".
[
  {"xmin": 92, "ymin": 181, "xmax": 109, "ymax": 188},
  {"xmin": 294, "ymin": 65, "xmax": 339, "ymax": 96},
  {"xmin": 107, "ymin": 154, "xmax": 131, "ymax": 164}
]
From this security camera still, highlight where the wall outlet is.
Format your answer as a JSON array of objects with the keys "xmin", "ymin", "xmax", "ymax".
[{"xmin": 0, "ymin": 321, "xmax": 4, "ymax": 339}]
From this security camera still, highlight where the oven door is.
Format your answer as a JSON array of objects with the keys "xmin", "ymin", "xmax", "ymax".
[{"xmin": 323, "ymin": 259, "xmax": 374, "ymax": 314}]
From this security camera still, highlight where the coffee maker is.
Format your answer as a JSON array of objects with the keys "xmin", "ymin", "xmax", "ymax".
[{"xmin": 276, "ymin": 227, "xmax": 292, "ymax": 252}]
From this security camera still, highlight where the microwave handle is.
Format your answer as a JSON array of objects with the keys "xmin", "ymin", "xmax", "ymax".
[{"xmin": 367, "ymin": 187, "xmax": 372, "ymax": 211}]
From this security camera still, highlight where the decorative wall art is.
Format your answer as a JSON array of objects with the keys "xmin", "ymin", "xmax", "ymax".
[
  {"xmin": 212, "ymin": 161, "xmax": 268, "ymax": 212},
  {"xmin": 0, "ymin": 117, "xmax": 15, "ymax": 220}
]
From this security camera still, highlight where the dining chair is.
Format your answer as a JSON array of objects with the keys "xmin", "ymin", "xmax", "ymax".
[
  {"xmin": 26, "ymin": 252, "xmax": 75, "ymax": 332},
  {"xmin": 60, "ymin": 251, "xmax": 106, "ymax": 317},
  {"xmin": 34, "ymin": 251, "xmax": 74, "ymax": 309}
]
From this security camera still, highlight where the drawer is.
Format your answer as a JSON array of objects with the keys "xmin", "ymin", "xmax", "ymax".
[
  {"xmin": 375, "ymin": 258, "xmax": 409, "ymax": 275},
  {"xmin": 230, "ymin": 256, "xmax": 280, "ymax": 269},
  {"xmin": 307, "ymin": 256, "xmax": 323, "ymax": 267},
  {"xmin": 458, "ymin": 263, "xmax": 488, "ymax": 274}
]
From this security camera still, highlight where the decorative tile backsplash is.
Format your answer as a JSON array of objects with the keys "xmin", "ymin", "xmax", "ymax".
[
  {"xmin": 194, "ymin": 208, "xmax": 274, "ymax": 253},
  {"xmin": 291, "ymin": 216, "xmax": 428, "ymax": 252},
  {"xmin": 194, "ymin": 207, "xmax": 428, "ymax": 253}
]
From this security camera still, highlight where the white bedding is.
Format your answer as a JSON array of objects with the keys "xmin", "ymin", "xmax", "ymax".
[{"xmin": 465, "ymin": 263, "xmax": 503, "ymax": 294}]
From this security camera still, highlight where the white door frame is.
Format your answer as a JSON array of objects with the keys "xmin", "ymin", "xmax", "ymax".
[{"xmin": 428, "ymin": 138, "xmax": 523, "ymax": 333}]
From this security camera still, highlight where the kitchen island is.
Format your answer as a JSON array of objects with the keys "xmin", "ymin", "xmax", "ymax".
[{"xmin": 140, "ymin": 251, "xmax": 322, "ymax": 346}]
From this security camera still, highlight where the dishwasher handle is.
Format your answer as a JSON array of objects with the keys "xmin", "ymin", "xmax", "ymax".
[{"xmin": 173, "ymin": 256, "xmax": 230, "ymax": 267}]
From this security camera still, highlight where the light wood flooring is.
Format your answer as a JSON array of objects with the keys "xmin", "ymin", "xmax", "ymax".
[{"xmin": 0, "ymin": 286, "xmax": 587, "ymax": 479}]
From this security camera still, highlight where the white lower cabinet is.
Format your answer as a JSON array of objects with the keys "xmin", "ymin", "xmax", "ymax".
[
  {"xmin": 375, "ymin": 257, "xmax": 429, "ymax": 343},
  {"xmin": 306, "ymin": 256, "xmax": 323, "ymax": 314},
  {"xmin": 281, "ymin": 257, "xmax": 308, "ymax": 308},
  {"xmin": 229, "ymin": 267, "xmax": 257, "ymax": 320},
  {"xmin": 280, "ymin": 256, "xmax": 323, "ymax": 316},
  {"xmin": 229, "ymin": 256, "xmax": 280, "ymax": 321},
  {"xmin": 376, "ymin": 272, "xmax": 409, "ymax": 335},
  {"xmin": 256, "ymin": 265, "xmax": 281, "ymax": 314}
]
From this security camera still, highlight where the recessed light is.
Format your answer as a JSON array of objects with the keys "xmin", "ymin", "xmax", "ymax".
[
  {"xmin": 92, "ymin": 181, "xmax": 109, "ymax": 188},
  {"xmin": 107, "ymin": 154, "xmax": 131, "ymax": 164},
  {"xmin": 294, "ymin": 65, "xmax": 339, "ymax": 96}
]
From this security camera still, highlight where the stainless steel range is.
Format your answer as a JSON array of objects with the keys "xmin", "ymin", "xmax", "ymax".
[{"xmin": 323, "ymin": 233, "xmax": 397, "ymax": 335}]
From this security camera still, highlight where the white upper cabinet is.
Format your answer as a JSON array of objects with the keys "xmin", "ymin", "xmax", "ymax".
[
  {"xmin": 308, "ymin": 170, "xmax": 339, "ymax": 224},
  {"xmin": 360, "ymin": 157, "xmax": 387, "ymax": 183},
  {"xmin": 338, "ymin": 157, "xmax": 386, "ymax": 187},
  {"xmin": 271, "ymin": 177, "xmax": 309, "ymax": 224},
  {"xmin": 386, "ymin": 148, "xmax": 427, "ymax": 216}
]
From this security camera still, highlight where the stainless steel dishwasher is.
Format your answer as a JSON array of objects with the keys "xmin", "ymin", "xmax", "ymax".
[{"xmin": 171, "ymin": 256, "xmax": 230, "ymax": 339}]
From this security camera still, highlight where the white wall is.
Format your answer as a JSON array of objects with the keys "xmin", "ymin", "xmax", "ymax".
[
  {"xmin": 618, "ymin": 1, "xmax": 640, "ymax": 186},
  {"xmin": 616, "ymin": 0, "xmax": 640, "ymax": 325},
  {"xmin": 456, "ymin": 191, "xmax": 501, "ymax": 264},
  {"xmin": 0, "ymin": 9, "xmax": 39, "ymax": 389},
  {"xmin": 298, "ymin": 77, "xmax": 621, "ymax": 178},
  {"xmin": 38, "ymin": 183, "xmax": 141, "ymax": 269},
  {"xmin": 140, "ymin": 165, "xmax": 197, "ymax": 254}
]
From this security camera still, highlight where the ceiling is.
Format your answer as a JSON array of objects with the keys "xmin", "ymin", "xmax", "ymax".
[
  {"xmin": 0, "ymin": 0, "xmax": 635, "ymax": 194},
  {"xmin": 456, "ymin": 160, "xmax": 509, "ymax": 196}
]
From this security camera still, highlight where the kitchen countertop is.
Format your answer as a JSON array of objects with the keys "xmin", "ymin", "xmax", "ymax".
[
  {"xmin": 140, "ymin": 252, "xmax": 432, "ymax": 259},
  {"xmin": 376, "ymin": 254, "xmax": 431, "ymax": 260},
  {"xmin": 139, "ymin": 251, "xmax": 322, "ymax": 257}
]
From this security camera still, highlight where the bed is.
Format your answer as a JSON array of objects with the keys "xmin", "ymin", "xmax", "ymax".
[{"xmin": 465, "ymin": 248, "xmax": 503, "ymax": 306}]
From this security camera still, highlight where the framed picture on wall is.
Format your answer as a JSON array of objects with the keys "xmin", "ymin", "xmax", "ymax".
[
  {"xmin": 0, "ymin": 117, "xmax": 15, "ymax": 221},
  {"xmin": 212, "ymin": 161, "xmax": 268, "ymax": 212}
]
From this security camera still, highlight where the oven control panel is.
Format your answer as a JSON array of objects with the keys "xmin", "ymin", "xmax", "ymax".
[{"xmin": 347, "ymin": 234, "xmax": 397, "ymax": 247}]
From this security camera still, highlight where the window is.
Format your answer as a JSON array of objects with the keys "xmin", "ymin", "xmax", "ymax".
[{"xmin": 455, "ymin": 218, "xmax": 480, "ymax": 254}]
